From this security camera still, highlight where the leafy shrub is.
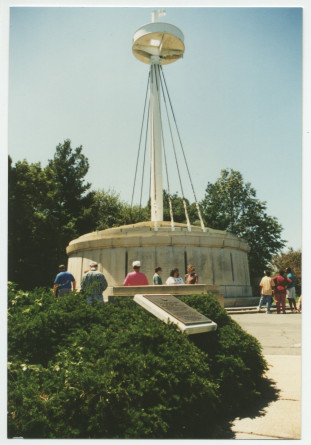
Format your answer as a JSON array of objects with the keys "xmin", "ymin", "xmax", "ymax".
[
  {"xmin": 8, "ymin": 284, "xmax": 267, "ymax": 438},
  {"xmin": 180, "ymin": 294, "xmax": 267, "ymax": 412}
]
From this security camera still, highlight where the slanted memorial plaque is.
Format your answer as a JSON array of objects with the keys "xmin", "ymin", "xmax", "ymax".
[{"xmin": 134, "ymin": 294, "xmax": 217, "ymax": 335}]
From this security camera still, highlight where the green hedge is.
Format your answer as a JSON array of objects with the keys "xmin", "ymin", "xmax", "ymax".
[{"xmin": 8, "ymin": 284, "xmax": 267, "ymax": 438}]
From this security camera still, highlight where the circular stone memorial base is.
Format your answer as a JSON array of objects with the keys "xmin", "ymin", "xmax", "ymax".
[{"xmin": 66, "ymin": 221, "xmax": 256, "ymax": 307}]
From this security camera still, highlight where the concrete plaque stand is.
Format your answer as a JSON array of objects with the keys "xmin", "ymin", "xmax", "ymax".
[
  {"xmin": 134, "ymin": 293, "xmax": 217, "ymax": 335},
  {"xmin": 106, "ymin": 284, "xmax": 224, "ymax": 307}
]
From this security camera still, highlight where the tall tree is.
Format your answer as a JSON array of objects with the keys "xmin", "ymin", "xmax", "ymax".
[
  {"xmin": 200, "ymin": 169, "xmax": 285, "ymax": 287},
  {"xmin": 271, "ymin": 248, "xmax": 301, "ymax": 295},
  {"xmin": 8, "ymin": 157, "xmax": 57, "ymax": 288},
  {"xmin": 8, "ymin": 140, "xmax": 96, "ymax": 289},
  {"xmin": 47, "ymin": 139, "xmax": 95, "ymax": 237}
]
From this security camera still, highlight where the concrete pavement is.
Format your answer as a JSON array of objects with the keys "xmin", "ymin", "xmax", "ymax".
[{"xmin": 229, "ymin": 310, "xmax": 301, "ymax": 439}]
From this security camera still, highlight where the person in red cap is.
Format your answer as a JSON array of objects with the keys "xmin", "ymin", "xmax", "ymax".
[{"xmin": 123, "ymin": 261, "xmax": 149, "ymax": 286}]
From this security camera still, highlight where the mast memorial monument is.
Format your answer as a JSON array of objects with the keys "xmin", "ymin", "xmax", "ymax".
[{"xmin": 66, "ymin": 11, "xmax": 254, "ymax": 307}]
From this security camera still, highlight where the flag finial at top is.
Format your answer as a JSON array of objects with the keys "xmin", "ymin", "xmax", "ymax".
[{"xmin": 152, "ymin": 10, "xmax": 166, "ymax": 23}]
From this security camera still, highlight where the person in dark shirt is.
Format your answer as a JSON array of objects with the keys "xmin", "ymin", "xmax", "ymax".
[
  {"xmin": 153, "ymin": 267, "xmax": 163, "ymax": 285},
  {"xmin": 53, "ymin": 265, "xmax": 76, "ymax": 297}
]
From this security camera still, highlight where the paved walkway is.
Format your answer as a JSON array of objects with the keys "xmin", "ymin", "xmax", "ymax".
[{"xmin": 229, "ymin": 311, "xmax": 301, "ymax": 439}]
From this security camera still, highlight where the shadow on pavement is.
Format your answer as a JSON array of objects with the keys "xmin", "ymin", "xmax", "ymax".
[
  {"xmin": 235, "ymin": 375, "xmax": 280, "ymax": 419},
  {"xmin": 213, "ymin": 375, "xmax": 280, "ymax": 439}
]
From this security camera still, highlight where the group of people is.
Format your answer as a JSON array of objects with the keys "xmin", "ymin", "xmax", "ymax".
[
  {"xmin": 154, "ymin": 265, "xmax": 198, "ymax": 285},
  {"xmin": 53, "ymin": 261, "xmax": 108, "ymax": 304},
  {"xmin": 122, "ymin": 262, "xmax": 198, "ymax": 286},
  {"xmin": 123, "ymin": 262, "xmax": 198, "ymax": 286},
  {"xmin": 258, "ymin": 267, "xmax": 300, "ymax": 314},
  {"xmin": 53, "ymin": 260, "xmax": 199, "ymax": 305},
  {"xmin": 53, "ymin": 261, "xmax": 299, "ymax": 313}
]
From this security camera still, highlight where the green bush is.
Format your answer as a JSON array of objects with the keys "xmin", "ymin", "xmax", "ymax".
[{"xmin": 8, "ymin": 284, "xmax": 267, "ymax": 438}]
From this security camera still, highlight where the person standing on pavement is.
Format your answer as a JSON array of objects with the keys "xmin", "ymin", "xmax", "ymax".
[
  {"xmin": 123, "ymin": 261, "xmax": 149, "ymax": 286},
  {"xmin": 258, "ymin": 270, "xmax": 275, "ymax": 313},
  {"xmin": 153, "ymin": 267, "xmax": 163, "ymax": 285},
  {"xmin": 285, "ymin": 267, "xmax": 297, "ymax": 312},
  {"xmin": 272, "ymin": 269, "xmax": 292, "ymax": 314},
  {"xmin": 80, "ymin": 261, "xmax": 108, "ymax": 304},
  {"xmin": 53, "ymin": 265, "xmax": 76, "ymax": 297}
]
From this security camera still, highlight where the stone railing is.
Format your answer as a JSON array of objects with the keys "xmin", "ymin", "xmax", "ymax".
[{"xmin": 105, "ymin": 284, "xmax": 224, "ymax": 307}]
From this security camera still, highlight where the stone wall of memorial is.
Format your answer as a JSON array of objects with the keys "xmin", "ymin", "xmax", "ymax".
[{"xmin": 66, "ymin": 221, "xmax": 255, "ymax": 306}]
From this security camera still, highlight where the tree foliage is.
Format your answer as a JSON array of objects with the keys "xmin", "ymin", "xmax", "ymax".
[
  {"xmin": 200, "ymin": 169, "xmax": 285, "ymax": 286},
  {"xmin": 8, "ymin": 284, "xmax": 267, "ymax": 439},
  {"xmin": 270, "ymin": 248, "xmax": 301, "ymax": 295},
  {"xmin": 47, "ymin": 140, "xmax": 95, "ymax": 236},
  {"xmin": 162, "ymin": 190, "xmax": 198, "ymax": 225},
  {"xmin": 91, "ymin": 189, "xmax": 200, "ymax": 230},
  {"xmin": 8, "ymin": 140, "xmax": 95, "ymax": 289},
  {"xmin": 8, "ymin": 143, "xmax": 287, "ymax": 293},
  {"xmin": 8, "ymin": 157, "xmax": 57, "ymax": 289},
  {"xmin": 92, "ymin": 189, "xmax": 149, "ymax": 230}
]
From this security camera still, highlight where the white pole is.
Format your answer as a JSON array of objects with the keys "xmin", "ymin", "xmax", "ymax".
[{"xmin": 150, "ymin": 56, "xmax": 163, "ymax": 222}]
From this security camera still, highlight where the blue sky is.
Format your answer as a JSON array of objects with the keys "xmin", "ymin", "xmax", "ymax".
[{"xmin": 8, "ymin": 6, "xmax": 302, "ymax": 250}]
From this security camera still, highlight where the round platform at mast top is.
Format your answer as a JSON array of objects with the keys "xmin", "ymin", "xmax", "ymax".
[{"xmin": 132, "ymin": 22, "xmax": 185, "ymax": 65}]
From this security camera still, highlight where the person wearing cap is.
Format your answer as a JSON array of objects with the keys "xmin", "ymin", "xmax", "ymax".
[
  {"xmin": 80, "ymin": 261, "xmax": 108, "ymax": 304},
  {"xmin": 53, "ymin": 265, "xmax": 76, "ymax": 297},
  {"xmin": 123, "ymin": 261, "xmax": 149, "ymax": 286}
]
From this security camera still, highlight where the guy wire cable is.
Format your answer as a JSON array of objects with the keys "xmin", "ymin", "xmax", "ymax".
[
  {"xmin": 130, "ymin": 71, "xmax": 150, "ymax": 213},
  {"xmin": 161, "ymin": 120, "xmax": 175, "ymax": 230},
  {"xmin": 160, "ymin": 66, "xmax": 206, "ymax": 231},
  {"xmin": 139, "ymin": 103, "xmax": 150, "ymax": 216},
  {"xmin": 158, "ymin": 64, "xmax": 191, "ymax": 231}
]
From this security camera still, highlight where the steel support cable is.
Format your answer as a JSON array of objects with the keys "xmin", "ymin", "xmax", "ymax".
[
  {"xmin": 160, "ymin": 66, "xmax": 206, "ymax": 232},
  {"xmin": 161, "ymin": 118, "xmax": 175, "ymax": 230},
  {"xmin": 139, "ymin": 103, "xmax": 150, "ymax": 215},
  {"xmin": 158, "ymin": 65, "xmax": 191, "ymax": 231},
  {"xmin": 130, "ymin": 71, "xmax": 150, "ymax": 213}
]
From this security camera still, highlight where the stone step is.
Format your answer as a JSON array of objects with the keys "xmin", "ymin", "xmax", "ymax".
[
  {"xmin": 226, "ymin": 306, "xmax": 258, "ymax": 311},
  {"xmin": 226, "ymin": 305, "xmax": 294, "ymax": 315},
  {"xmin": 226, "ymin": 308, "xmax": 260, "ymax": 314}
]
